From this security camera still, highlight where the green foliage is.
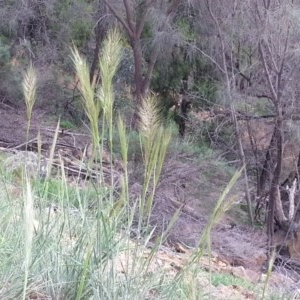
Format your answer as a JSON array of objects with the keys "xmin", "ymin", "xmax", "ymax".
[
  {"xmin": 71, "ymin": 19, "xmax": 92, "ymax": 48},
  {"xmin": 227, "ymin": 202, "xmax": 250, "ymax": 225},
  {"xmin": 33, "ymin": 178, "xmax": 107, "ymax": 208},
  {"xmin": 140, "ymin": 22, "xmax": 153, "ymax": 40},
  {"xmin": 210, "ymin": 272, "xmax": 253, "ymax": 289},
  {"xmin": 0, "ymin": 68, "xmax": 23, "ymax": 102},
  {"xmin": 51, "ymin": 1, "xmax": 94, "ymax": 48},
  {"xmin": 112, "ymin": 128, "xmax": 142, "ymax": 161},
  {"xmin": 0, "ymin": 37, "xmax": 23, "ymax": 103},
  {"xmin": 170, "ymin": 137, "xmax": 214, "ymax": 157},
  {"xmin": 194, "ymin": 78, "xmax": 218, "ymax": 108},
  {"xmin": 177, "ymin": 18, "xmax": 196, "ymax": 41},
  {"xmin": 60, "ymin": 119, "xmax": 76, "ymax": 130},
  {"xmin": 151, "ymin": 50, "xmax": 191, "ymax": 93},
  {"xmin": 253, "ymin": 99, "xmax": 274, "ymax": 116}
]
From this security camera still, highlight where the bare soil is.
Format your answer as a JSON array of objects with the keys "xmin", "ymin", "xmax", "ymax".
[
  {"xmin": 0, "ymin": 103, "xmax": 91, "ymax": 150},
  {"xmin": 149, "ymin": 157, "xmax": 268, "ymax": 271}
]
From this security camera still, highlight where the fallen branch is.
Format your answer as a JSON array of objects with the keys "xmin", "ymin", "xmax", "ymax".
[{"xmin": 13, "ymin": 138, "xmax": 37, "ymax": 150}]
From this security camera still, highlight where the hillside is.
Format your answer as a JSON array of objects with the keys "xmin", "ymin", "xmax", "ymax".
[
  {"xmin": 2, "ymin": 1, "xmax": 300, "ymax": 298},
  {"xmin": 0, "ymin": 104, "xmax": 298, "ymax": 299}
]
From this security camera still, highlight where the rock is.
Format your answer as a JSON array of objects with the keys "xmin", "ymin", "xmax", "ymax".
[{"xmin": 3, "ymin": 151, "xmax": 47, "ymax": 179}]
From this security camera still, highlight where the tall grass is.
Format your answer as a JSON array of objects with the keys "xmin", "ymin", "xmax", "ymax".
[
  {"xmin": 22, "ymin": 63, "xmax": 38, "ymax": 299},
  {"xmin": 22, "ymin": 175, "xmax": 35, "ymax": 300}
]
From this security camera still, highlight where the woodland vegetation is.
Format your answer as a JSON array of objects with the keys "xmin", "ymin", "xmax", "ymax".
[{"xmin": 1, "ymin": 1, "xmax": 300, "ymax": 297}]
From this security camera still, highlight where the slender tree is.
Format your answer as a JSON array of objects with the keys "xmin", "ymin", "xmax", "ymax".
[
  {"xmin": 253, "ymin": 0, "xmax": 300, "ymax": 244},
  {"xmin": 190, "ymin": 0, "xmax": 254, "ymax": 225}
]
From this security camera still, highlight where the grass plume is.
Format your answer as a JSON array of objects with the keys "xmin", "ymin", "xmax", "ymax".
[
  {"xmin": 138, "ymin": 94, "xmax": 162, "ymax": 138},
  {"xmin": 71, "ymin": 47, "xmax": 99, "ymax": 149},
  {"xmin": 97, "ymin": 28, "xmax": 122, "ymax": 186},
  {"xmin": 23, "ymin": 63, "xmax": 37, "ymax": 146},
  {"xmin": 138, "ymin": 95, "xmax": 172, "ymax": 226}
]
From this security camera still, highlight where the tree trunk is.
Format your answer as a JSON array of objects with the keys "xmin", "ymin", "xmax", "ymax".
[
  {"xmin": 131, "ymin": 39, "xmax": 145, "ymax": 101},
  {"xmin": 267, "ymin": 115, "xmax": 283, "ymax": 245},
  {"xmin": 258, "ymin": 127, "xmax": 276, "ymax": 196},
  {"xmin": 90, "ymin": 24, "xmax": 103, "ymax": 83},
  {"xmin": 130, "ymin": 38, "xmax": 146, "ymax": 129}
]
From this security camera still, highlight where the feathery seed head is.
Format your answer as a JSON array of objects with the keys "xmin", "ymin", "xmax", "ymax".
[{"xmin": 23, "ymin": 63, "xmax": 37, "ymax": 121}]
